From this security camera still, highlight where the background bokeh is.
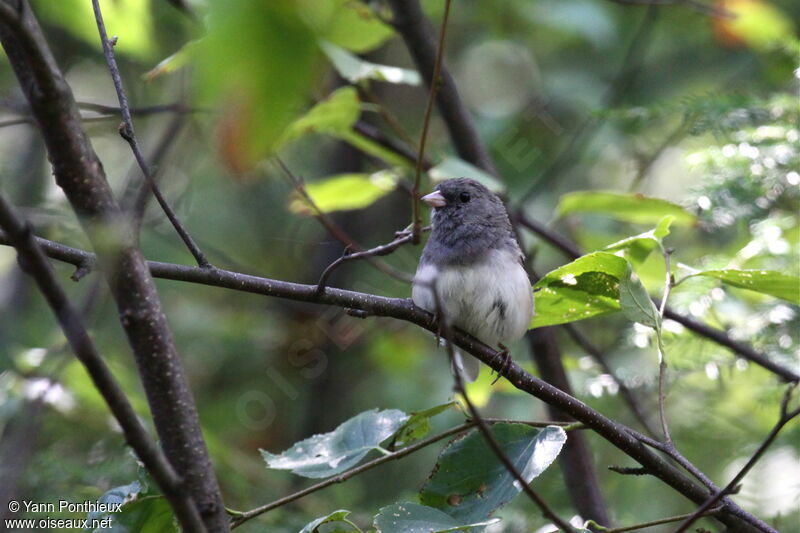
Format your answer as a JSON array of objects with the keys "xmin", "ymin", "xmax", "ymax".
[{"xmin": 0, "ymin": 0, "xmax": 798, "ymax": 531}]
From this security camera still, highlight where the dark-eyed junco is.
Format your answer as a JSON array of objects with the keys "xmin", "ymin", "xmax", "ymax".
[{"xmin": 412, "ymin": 178, "xmax": 534, "ymax": 380}]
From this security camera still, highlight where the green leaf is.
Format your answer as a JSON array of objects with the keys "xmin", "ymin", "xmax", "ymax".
[
  {"xmin": 339, "ymin": 130, "xmax": 414, "ymax": 168},
  {"xmin": 429, "ymin": 157, "xmax": 505, "ymax": 195},
  {"xmin": 144, "ymin": 41, "xmax": 198, "ymax": 82},
  {"xmin": 261, "ymin": 408, "xmax": 409, "ymax": 478},
  {"xmin": 300, "ymin": 0, "xmax": 395, "ymax": 53},
  {"xmin": 718, "ymin": 0, "xmax": 796, "ymax": 51},
  {"xmin": 419, "ymin": 424, "xmax": 566, "ymax": 523},
  {"xmin": 603, "ymin": 215, "xmax": 674, "ymax": 263},
  {"xmin": 373, "ymin": 503, "xmax": 499, "ymax": 533},
  {"xmin": 86, "ymin": 482, "xmax": 176, "ymax": 533},
  {"xmin": 281, "ymin": 87, "xmax": 362, "ymax": 146},
  {"xmin": 532, "ymin": 252, "xmax": 629, "ymax": 328},
  {"xmin": 321, "ymin": 41, "xmax": 421, "ymax": 85},
  {"xmin": 619, "ymin": 264, "xmax": 661, "ymax": 330},
  {"xmin": 392, "ymin": 401, "xmax": 458, "ymax": 446},
  {"xmin": 197, "ymin": 1, "xmax": 318, "ymax": 170},
  {"xmin": 32, "ymin": 0, "xmax": 155, "ymax": 59},
  {"xmin": 289, "ymin": 171, "xmax": 399, "ymax": 215},
  {"xmin": 299, "ymin": 510, "xmax": 357, "ymax": 533},
  {"xmin": 680, "ymin": 269, "xmax": 800, "ymax": 305},
  {"xmin": 557, "ymin": 191, "xmax": 696, "ymax": 226}
]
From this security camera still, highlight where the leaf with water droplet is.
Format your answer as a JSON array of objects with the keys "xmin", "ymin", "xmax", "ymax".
[
  {"xmin": 373, "ymin": 503, "xmax": 499, "ymax": 533},
  {"xmin": 420, "ymin": 424, "xmax": 566, "ymax": 523},
  {"xmin": 261, "ymin": 409, "xmax": 409, "ymax": 478}
]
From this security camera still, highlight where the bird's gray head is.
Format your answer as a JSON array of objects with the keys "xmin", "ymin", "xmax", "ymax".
[{"xmin": 420, "ymin": 178, "xmax": 517, "ymax": 265}]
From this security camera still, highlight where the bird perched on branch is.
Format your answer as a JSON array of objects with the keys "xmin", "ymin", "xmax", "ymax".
[{"xmin": 412, "ymin": 178, "xmax": 534, "ymax": 381}]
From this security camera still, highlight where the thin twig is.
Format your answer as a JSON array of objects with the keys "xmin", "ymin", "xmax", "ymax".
[
  {"xmin": 673, "ymin": 386, "xmax": 799, "ymax": 533},
  {"xmin": 563, "ymin": 323, "xmax": 657, "ymax": 436},
  {"xmin": 657, "ymin": 246, "xmax": 674, "ymax": 444},
  {"xmin": 512, "ymin": 212, "xmax": 799, "ymax": 383},
  {"xmin": 275, "ymin": 158, "xmax": 413, "ymax": 286},
  {"xmin": 410, "ymin": 0, "xmax": 453, "ymax": 244},
  {"xmin": 628, "ymin": 118, "xmax": 692, "ymax": 192},
  {"xmin": 90, "ymin": 0, "xmax": 210, "ymax": 268},
  {"xmin": 633, "ymin": 432, "xmax": 717, "ymax": 491},
  {"xmin": 316, "ymin": 227, "xmax": 429, "ymax": 293},
  {"xmin": 0, "ymin": 103, "xmax": 200, "ymax": 130},
  {"xmin": 386, "ymin": 0, "xmax": 497, "ymax": 176},
  {"xmin": 0, "ymin": 230, "xmax": 777, "ymax": 533},
  {"xmin": 432, "ymin": 280, "xmax": 576, "ymax": 532},
  {"xmin": 593, "ymin": 506, "xmax": 724, "ymax": 532},
  {"xmin": 518, "ymin": 5, "xmax": 659, "ymax": 204},
  {"xmin": 0, "ymin": 193, "xmax": 206, "ymax": 533},
  {"xmin": 230, "ymin": 422, "xmax": 478, "ymax": 528}
]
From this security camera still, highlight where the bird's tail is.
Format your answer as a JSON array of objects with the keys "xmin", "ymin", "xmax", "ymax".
[{"xmin": 452, "ymin": 349, "xmax": 481, "ymax": 382}]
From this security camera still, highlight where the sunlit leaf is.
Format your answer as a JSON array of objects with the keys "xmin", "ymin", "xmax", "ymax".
[
  {"xmin": 301, "ymin": 0, "xmax": 395, "ymax": 53},
  {"xmin": 557, "ymin": 191, "xmax": 696, "ymax": 226},
  {"xmin": 339, "ymin": 129, "xmax": 415, "ymax": 168},
  {"xmin": 261, "ymin": 408, "xmax": 409, "ymax": 478},
  {"xmin": 143, "ymin": 41, "xmax": 198, "ymax": 82},
  {"xmin": 603, "ymin": 215, "xmax": 674, "ymax": 263},
  {"xmin": 373, "ymin": 503, "xmax": 499, "ymax": 533},
  {"xmin": 714, "ymin": 0, "xmax": 796, "ymax": 50},
  {"xmin": 680, "ymin": 269, "xmax": 800, "ymax": 304},
  {"xmin": 281, "ymin": 86, "xmax": 361, "ymax": 146},
  {"xmin": 619, "ymin": 264, "xmax": 661, "ymax": 330},
  {"xmin": 198, "ymin": 1, "xmax": 319, "ymax": 172},
  {"xmin": 429, "ymin": 157, "xmax": 505, "ymax": 194},
  {"xmin": 392, "ymin": 401, "xmax": 458, "ymax": 446},
  {"xmin": 321, "ymin": 41, "xmax": 421, "ymax": 85},
  {"xmin": 32, "ymin": 0, "xmax": 156, "ymax": 59},
  {"xmin": 531, "ymin": 252, "xmax": 629, "ymax": 328},
  {"xmin": 299, "ymin": 510, "xmax": 356, "ymax": 533},
  {"xmin": 289, "ymin": 171, "xmax": 399, "ymax": 215},
  {"xmin": 419, "ymin": 424, "xmax": 566, "ymax": 523}
]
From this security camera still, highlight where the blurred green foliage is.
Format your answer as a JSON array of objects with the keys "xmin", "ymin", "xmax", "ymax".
[{"xmin": 0, "ymin": 0, "xmax": 798, "ymax": 531}]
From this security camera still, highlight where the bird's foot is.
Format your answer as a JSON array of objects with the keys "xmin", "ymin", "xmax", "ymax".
[{"xmin": 491, "ymin": 343, "xmax": 512, "ymax": 385}]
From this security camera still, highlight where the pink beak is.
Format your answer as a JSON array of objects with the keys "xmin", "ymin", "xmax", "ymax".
[{"xmin": 421, "ymin": 190, "xmax": 446, "ymax": 208}]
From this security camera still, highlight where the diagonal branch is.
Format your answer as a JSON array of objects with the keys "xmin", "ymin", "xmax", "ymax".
[
  {"xmin": 674, "ymin": 386, "xmax": 800, "ymax": 533},
  {"xmin": 438, "ymin": 295, "xmax": 576, "ymax": 531},
  {"xmin": 230, "ymin": 421, "xmax": 477, "ymax": 528},
  {"xmin": 0, "ymin": 192, "xmax": 206, "ymax": 533},
  {"xmin": 385, "ymin": 0, "xmax": 498, "ymax": 177},
  {"xmin": 90, "ymin": 0, "xmax": 210, "ymax": 268},
  {"xmin": 0, "ymin": 230, "xmax": 772, "ymax": 532},
  {"xmin": 409, "ymin": 0, "xmax": 452, "ymax": 243},
  {"xmin": 276, "ymin": 158, "xmax": 412, "ymax": 286},
  {"xmin": 513, "ymin": 214, "xmax": 800, "ymax": 383},
  {"xmin": 347, "ymin": 122, "xmax": 797, "ymax": 383},
  {"xmin": 0, "ymin": 3, "xmax": 229, "ymax": 530}
]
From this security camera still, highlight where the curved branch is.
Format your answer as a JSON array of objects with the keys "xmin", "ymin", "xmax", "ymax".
[
  {"xmin": 0, "ymin": 231, "xmax": 772, "ymax": 532},
  {"xmin": 0, "ymin": 3, "xmax": 228, "ymax": 530},
  {"xmin": 0, "ymin": 193, "xmax": 206, "ymax": 533},
  {"xmin": 90, "ymin": 0, "xmax": 210, "ymax": 268}
]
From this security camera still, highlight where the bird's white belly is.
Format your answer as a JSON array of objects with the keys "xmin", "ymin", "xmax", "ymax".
[{"xmin": 412, "ymin": 249, "xmax": 534, "ymax": 347}]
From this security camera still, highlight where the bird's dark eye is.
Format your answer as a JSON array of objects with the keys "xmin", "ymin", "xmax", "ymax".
[{"xmin": 459, "ymin": 192, "xmax": 471, "ymax": 203}]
